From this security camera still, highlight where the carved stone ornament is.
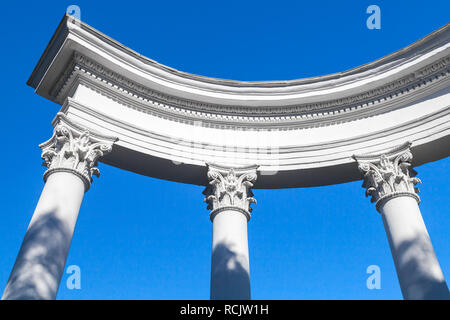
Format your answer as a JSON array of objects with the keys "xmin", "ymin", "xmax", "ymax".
[
  {"xmin": 53, "ymin": 52, "xmax": 449, "ymax": 128},
  {"xmin": 203, "ymin": 164, "xmax": 258, "ymax": 221},
  {"xmin": 353, "ymin": 142, "xmax": 421, "ymax": 212},
  {"xmin": 39, "ymin": 113, "xmax": 117, "ymax": 191}
]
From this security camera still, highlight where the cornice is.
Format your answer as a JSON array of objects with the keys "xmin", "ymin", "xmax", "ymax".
[
  {"xmin": 28, "ymin": 15, "xmax": 449, "ymax": 111},
  {"xmin": 51, "ymin": 52, "xmax": 449, "ymax": 129},
  {"xmin": 46, "ymin": 15, "xmax": 449, "ymax": 90}
]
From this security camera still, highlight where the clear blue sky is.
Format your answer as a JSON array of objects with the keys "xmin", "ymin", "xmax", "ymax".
[{"xmin": 0, "ymin": 0, "xmax": 448, "ymax": 300}]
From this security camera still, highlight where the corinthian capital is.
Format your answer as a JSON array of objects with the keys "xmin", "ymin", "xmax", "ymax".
[
  {"xmin": 39, "ymin": 113, "xmax": 118, "ymax": 191},
  {"xmin": 203, "ymin": 164, "xmax": 258, "ymax": 221},
  {"xmin": 353, "ymin": 142, "xmax": 421, "ymax": 211}
]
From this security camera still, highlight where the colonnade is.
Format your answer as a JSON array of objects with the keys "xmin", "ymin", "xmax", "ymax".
[{"xmin": 2, "ymin": 117, "xmax": 449, "ymax": 300}]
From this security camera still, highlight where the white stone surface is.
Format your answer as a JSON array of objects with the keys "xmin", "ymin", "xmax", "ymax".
[
  {"xmin": 204, "ymin": 164, "xmax": 257, "ymax": 300},
  {"xmin": 26, "ymin": 15, "xmax": 450, "ymax": 188},
  {"xmin": 355, "ymin": 144, "xmax": 450, "ymax": 299},
  {"xmin": 2, "ymin": 172, "xmax": 84, "ymax": 300},
  {"xmin": 380, "ymin": 196, "xmax": 449, "ymax": 299},
  {"xmin": 211, "ymin": 209, "xmax": 251, "ymax": 300},
  {"xmin": 2, "ymin": 117, "xmax": 116, "ymax": 300}
]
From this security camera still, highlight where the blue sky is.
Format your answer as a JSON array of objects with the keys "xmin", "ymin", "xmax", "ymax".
[{"xmin": 0, "ymin": 1, "xmax": 448, "ymax": 299}]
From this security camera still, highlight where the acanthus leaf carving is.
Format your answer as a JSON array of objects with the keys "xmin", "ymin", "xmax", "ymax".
[
  {"xmin": 353, "ymin": 142, "xmax": 421, "ymax": 211},
  {"xmin": 203, "ymin": 164, "xmax": 258, "ymax": 221},
  {"xmin": 40, "ymin": 114, "xmax": 116, "ymax": 191}
]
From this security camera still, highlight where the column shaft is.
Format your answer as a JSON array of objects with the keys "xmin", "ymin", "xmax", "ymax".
[
  {"xmin": 211, "ymin": 209, "xmax": 250, "ymax": 300},
  {"xmin": 2, "ymin": 172, "xmax": 84, "ymax": 300},
  {"xmin": 380, "ymin": 196, "xmax": 449, "ymax": 299}
]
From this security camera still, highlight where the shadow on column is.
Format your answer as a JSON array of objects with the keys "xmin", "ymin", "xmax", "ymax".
[
  {"xmin": 2, "ymin": 212, "xmax": 71, "ymax": 300},
  {"xmin": 210, "ymin": 243, "xmax": 250, "ymax": 300},
  {"xmin": 393, "ymin": 234, "xmax": 450, "ymax": 300}
]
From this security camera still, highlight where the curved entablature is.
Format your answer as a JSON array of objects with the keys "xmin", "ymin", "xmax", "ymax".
[{"xmin": 28, "ymin": 15, "xmax": 450, "ymax": 188}]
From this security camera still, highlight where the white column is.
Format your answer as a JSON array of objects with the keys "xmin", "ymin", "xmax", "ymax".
[
  {"xmin": 2, "ymin": 114, "xmax": 115, "ymax": 300},
  {"xmin": 354, "ymin": 142, "xmax": 450, "ymax": 300},
  {"xmin": 204, "ymin": 164, "xmax": 258, "ymax": 300}
]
